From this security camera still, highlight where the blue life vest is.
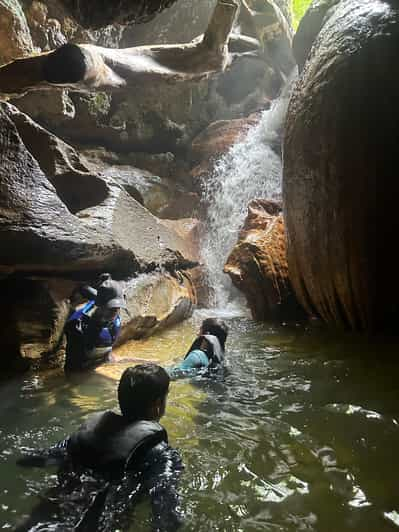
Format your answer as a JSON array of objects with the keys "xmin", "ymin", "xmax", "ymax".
[{"xmin": 65, "ymin": 301, "xmax": 121, "ymax": 371}]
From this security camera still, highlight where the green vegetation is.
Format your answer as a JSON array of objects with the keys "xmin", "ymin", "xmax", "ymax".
[
  {"xmin": 292, "ymin": 0, "xmax": 313, "ymax": 29},
  {"xmin": 87, "ymin": 92, "xmax": 111, "ymax": 117}
]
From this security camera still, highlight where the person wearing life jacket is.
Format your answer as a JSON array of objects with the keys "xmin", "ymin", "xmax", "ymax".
[
  {"xmin": 16, "ymin": 364, "xmax": 184, "ymax": 531},
  {"xmin": 64, "ymin": 276, "xmax": 126, "ymax": 372},
  {"xmin": 168, "ymin": 317, "xmax": 228, "ymax": 378}
]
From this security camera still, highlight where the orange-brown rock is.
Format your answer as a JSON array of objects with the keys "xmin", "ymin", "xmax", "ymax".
[
  {"xmin": 224, "ymin": 199, "xmax": 303, "ymax": 321},
  {"xmin": 190, "ymin": 114, "xmax": 262, "ymax": 179},
  {"xmin": 283, "ymin": 0, "xmax": 399, "ymax": 332}
]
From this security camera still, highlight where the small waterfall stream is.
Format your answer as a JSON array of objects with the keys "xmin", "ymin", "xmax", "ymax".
[{"xmin": 201, "ymin": 81, "xmax": 294, "ymax": 309}]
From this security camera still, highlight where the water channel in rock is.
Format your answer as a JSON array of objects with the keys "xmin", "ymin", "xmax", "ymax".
[{"xmin": 1, "ymin": 310, "xmax": 399, "ymax": 531}]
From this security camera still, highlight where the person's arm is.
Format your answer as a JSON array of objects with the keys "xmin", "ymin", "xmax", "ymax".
[
  {"xmin": 17, "ymin": 437, "xmax": 70, "ymax": 468},
  {"xmin": 67, "ymin": 300, "xmax": 95, "ymax": 323},
  {"xmin": 142, "ymin": 442, "xmax": 184, "ymax": 532}
]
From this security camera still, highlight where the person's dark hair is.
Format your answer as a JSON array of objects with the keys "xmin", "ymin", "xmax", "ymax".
[
  {"xmin": 118, "ymin": 364, "xmax": 170, "ymax": 421},
  {"xmin": 200, "ymin": 318, "xmax": 229, "ymax": 351}
]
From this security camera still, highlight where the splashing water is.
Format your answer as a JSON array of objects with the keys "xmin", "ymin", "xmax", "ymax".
[{"xmin": 201, "ymin": 83, "xmax": 294, "ymax": 308}]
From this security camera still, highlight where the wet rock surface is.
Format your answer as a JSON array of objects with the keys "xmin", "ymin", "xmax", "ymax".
[
  {"xmin": 284, "ymin": 0, "xmax": 399, "ymax": 331},
  {"xmin": 0, "ymin": 0, "xmax": 35, "ymax": 64},
  {"xmin": 0, "ymin": 102, "xmax": 134, "ymax": 277},
  {"xmin": 190, "ymin": 114, "xmax": 262, "ymax": 183},
  {"xmin": 60, "ymin": 0, "xmax": 178, "ymax": 29},
  {"xmin": 82, "ymin": 149, "xmax": 199, "ymax": 219},
  {"xmin": 117, "ymin": 271, "xmax": 196, "ymax": 345},
  {"xmin": 0, "ymin": 103, "xmax": 196, "ymax": 276},
  {"xmin": 224, "ymin": 199, "xmax": 302, "ymax": 320}
]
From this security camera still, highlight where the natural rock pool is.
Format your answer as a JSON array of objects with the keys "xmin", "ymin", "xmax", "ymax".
[{"xmin": 1, "ymin": 311, "xmax": 399, "ymax": 531}]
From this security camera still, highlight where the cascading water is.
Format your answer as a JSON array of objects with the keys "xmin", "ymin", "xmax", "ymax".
[{"xmin": 201, "ymin": 80, "xmax": 295, "ymax": 309}]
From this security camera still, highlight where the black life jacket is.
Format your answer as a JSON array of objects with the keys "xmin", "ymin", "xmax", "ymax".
[{"xmin": 67, "ymin": 411, "xmax": 168, "ymax": 473}]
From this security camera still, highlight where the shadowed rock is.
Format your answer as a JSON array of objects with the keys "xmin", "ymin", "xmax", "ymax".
[
  {"xmin": 60, "ymin": 0, "xmax": 178, "ymax": 29},
  {"xmin": 0, "ymin": 102, "xmax": 197, "ymax": 277},
  {"xmin": 0, "ymin": 102, "xmax": 136, "ymax": 277},
  {"xmin": 284, "ymin": 0, "xmax": 399, "ymax": 331},
  {"xmin": 5, "ymin": 103, "xmax": 108, "ymax": 213}
]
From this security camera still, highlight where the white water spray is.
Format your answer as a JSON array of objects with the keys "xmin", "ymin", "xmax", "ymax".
[{"xmin": 201, "ymin": 82, "xmax": 294, "ymax": 308}]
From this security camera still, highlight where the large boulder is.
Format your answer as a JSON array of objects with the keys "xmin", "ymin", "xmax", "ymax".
[
  {"xmin": 0, "ymin": 102, "xmax": 136, "ymax": 277},
  {"xmin": 81, "ymin": 149, "xmax": 199, "ymax": 219},
  {"xmin": 0, "ymin": 0, "xmax": 35, "ymax": 65},
  {"xmin": 0, "ymin": 102, "xmax": 196, "ymax": 277},
  {"xmin": 117, "ymin": 271, "xmax": 196, "ymax": 345},
  {"xmin": 283, "ymin": 0, "xmax": 399, "ymax": 331},
  {"xmin": 224, "ymin": 199, "xmax": 302, "ymax": 320},
  {"xmin": 292, "ymin": 0, "xmax": 341, "ymax": 71}
]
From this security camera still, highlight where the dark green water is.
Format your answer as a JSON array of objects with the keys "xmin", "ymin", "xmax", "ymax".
[{"xmin": 1, "ymin": 313, "xmax": 399, "ymax": 531}]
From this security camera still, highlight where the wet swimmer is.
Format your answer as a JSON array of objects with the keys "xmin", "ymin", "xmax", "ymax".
[
  {"xmin": 64, "ymin": 274, "xmax": 126, "ymax": 372},
  {"xmin": 16, "ymin": 364, "xmax": 184, "ymax": 531},
  {"xmin": 168, "ymin": 317, "xmax": 228, "ymax": 378}
]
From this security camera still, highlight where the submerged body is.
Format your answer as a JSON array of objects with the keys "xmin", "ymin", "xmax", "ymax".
[
  {"xmin": 168, "ymin": 318, "xmax": 228, "ymax": 378},
  {"xmin": 16, "ymin": 411, "xmax": 183, "ymax": 531},
  {"xmin": 16, "ymin": 365, "xmax": 183, "ymax": 531},
  {"xmin": 168, "ymin": 334, "xmax": 225, "ymax": 378}
]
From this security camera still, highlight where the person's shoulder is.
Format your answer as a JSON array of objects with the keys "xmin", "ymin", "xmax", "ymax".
[
  {"xmin": 142, "ymin": 441, "xmax": 182, "ymax": 470},
  {"xmin": 75, "ymin": 410, "xmax": 119, "ymax": 434}
]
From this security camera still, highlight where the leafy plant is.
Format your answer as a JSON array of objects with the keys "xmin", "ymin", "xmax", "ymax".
[{"xmin": 292, "ymin": 0, "xmax": 312, "ymax": 29}]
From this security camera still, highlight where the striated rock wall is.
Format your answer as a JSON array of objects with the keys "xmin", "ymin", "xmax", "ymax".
[{"xmin": 284, "ymin": 0, "xmax": 399, "ymax": 331}]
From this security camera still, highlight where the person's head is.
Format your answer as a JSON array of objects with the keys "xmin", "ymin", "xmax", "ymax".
[
  {"xmin": 118, "ymin": 364, "xmax": 170, "ymax": 422},
  {"xmin": 200, "ymin": 318, "xmax": 229, "ymax": 351},
  {"xmin": 95, "ymin": 279, "xmax": 126, "ymax": 321}
]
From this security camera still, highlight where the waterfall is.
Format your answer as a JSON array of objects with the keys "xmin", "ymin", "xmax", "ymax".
[{"xmin": 201, "ymin": 81, "xmax": 294, "ymax": 309}]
